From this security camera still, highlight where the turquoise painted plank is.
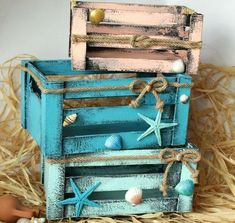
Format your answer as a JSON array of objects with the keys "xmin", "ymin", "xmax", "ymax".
[
  {"xmin": 66, "ymin": 172, "xmax": 180, "ymax": 192},
  {"xmin": 62, "ymin": 147, "xmax": 188, "ymax": 167},
  {"xmin": 20, "ymin": 60, "xmax": 29, "ymax": 129},
  {"xmin": 64, "ymin": 194, "xmax": 178, "ymax": 218},
  {"xmin": 63, "ymin": 105, "xmax": 175, "ymax": 127},
  {"xmin": 63, "ymin": 129, "xmax": 174, "ymax": 155},
  {"xmin": 172, "ymin": 74, "xmax": 192, "ymax": 145},
  {"xmin": 44, "ymin": 162, "xmax": 65, "ymax": 220},
  {"xmin": 41, "ymin": 93, "xmax": 64, "ymax": 156},
  {"xmin": 27, "ymin": 87, "xmax": 41, "ymax": 146},
  {"xmin": 63, "ymin": 77, "xmax": 176, "ymax": 99}
]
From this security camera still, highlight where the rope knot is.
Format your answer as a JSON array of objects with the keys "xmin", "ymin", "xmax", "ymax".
[
  {"xmin": 129, "ymin": 77, "xmax": 168, "ymax": 110},
  {"xmin": 159, "ymin": 148, "xmax": 201, "ymax": 196},
  {"xmin": 131, "ymin": 35, "xmax": 152, "ymax": 48}
]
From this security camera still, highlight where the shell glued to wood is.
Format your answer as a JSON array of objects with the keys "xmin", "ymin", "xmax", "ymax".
[
  {"xmin": 105, "ymin": 135, "xmax": 122, "ymax": 150},
  {"xmin": 17, "ymin": 218, "xmax": 46, "ymax": 223},
  {"xmin": 175, "ymin": 180, "xmax": 194, "ymax": 196},
  {"xmin": 63, "ymin": 114, "xmax": 77, "ymax": 127},
  {"xmin": 125, "ymin": 188, "xmax": 143, "ymax": 206}
]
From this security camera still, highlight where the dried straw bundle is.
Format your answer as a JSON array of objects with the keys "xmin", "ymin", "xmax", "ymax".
[{"xmin": 0, "ymin": 55, "xmax": 235, "ymax": 222}]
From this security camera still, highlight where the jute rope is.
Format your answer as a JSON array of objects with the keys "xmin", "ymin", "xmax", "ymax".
[
  {"xmin": 19, "ymin": 65, "xmax": 193, "ymax": 111},
  {"xmin": 72, "ymin": 34, "xmax": 202, "ymax": 49},
  {"xmin": 46, "ymin": 148, "xmax": 201, "ymax": 196}
]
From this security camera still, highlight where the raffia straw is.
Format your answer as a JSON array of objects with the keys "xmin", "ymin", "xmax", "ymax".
[{"xmin": 1, "ymin": 55, "xmax": 235, "ymax": 222}]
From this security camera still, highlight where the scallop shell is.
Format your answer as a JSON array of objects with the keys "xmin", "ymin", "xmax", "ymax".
[
  {"xmin": 172, "ymin": 59, "xmax": 185, "ymax": 73},
  {"xmin": 125, "ymin": 187, "xmax": 143, "ymax": 205},
  {"xmin": 63, "ymin": 114, "xmax": 77, "ymax": 127},
  {"xmin": 180, "ymin": 94, "xmax": 189, "ymax": 104},
  {"xmin": 105, "ymin": 135, "xmax": 122, "ymax": 150}
]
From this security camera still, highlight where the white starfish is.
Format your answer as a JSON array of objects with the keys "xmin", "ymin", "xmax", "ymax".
[{"xmin": 137, "ymin": 111, "xmax": 178, "ymax": 146}]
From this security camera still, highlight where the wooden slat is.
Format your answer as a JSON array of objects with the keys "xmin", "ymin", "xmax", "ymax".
[
  {"xmin": 63, "ymin": 76, "xmax": 177, "ymax": 99},
  {"xmin": 63, "ymin": 104, "xmax": 175, "ymax": 127},
  {"xmin": 86, "ymin": 57, "xmax": 177, "ymax": 73},
  {"xmin": 63, "ymin": 130, "xmax": 174, "ymax": 155},
  {"xmin": 87, "ymin": 24, "xmax": 189, "ymax": 39},
  {"xmin": 66, "ymin": 172, "xmax": 180, "ymax": 192},
  {"xmin": 76, "ymin": 2, "xmax": 185, "ymax": 14},
  {"xmin": 71, "ymin": 8, "xmax": 87, "ymax": 70},
  {"xmin": 63, "ymin": 148, "xmax": 186, "ymax": 167},
  {"xmin": 187, "ymin": 14, "xmax": 203, "ymax": 74},
  {"xmin": 87, "ymin": 48, "xmax": 188, "ymax": 60},
  {"xmin": 64, "ymin": 196, "xmax": 178, "ymax": 218}
]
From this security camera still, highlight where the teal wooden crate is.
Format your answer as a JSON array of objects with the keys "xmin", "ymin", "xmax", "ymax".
[
  {"xmin": 21, "ymin": 60, "xmax": 192, "ymax": 157},
  {"xmin": 44, "ymin": 143, "xmax": 200, "ymax": 220}
]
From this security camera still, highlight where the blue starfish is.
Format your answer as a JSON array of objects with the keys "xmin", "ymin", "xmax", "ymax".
[
  {"xmin": 57, "ymin": 178, "xmax": 101, "ymax": 216},
  {"xmin": 137, "ymin": 111, "xmax": 178, "ymax": 146}
]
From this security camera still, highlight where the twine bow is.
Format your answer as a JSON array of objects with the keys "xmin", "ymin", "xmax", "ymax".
[
  {"xmin": 159, "ymin": 149, "xmax": 201, "ymax": 196},
  {"xmin": 129, "ymin": 77, "xmax": 168, "ymax": 112}
]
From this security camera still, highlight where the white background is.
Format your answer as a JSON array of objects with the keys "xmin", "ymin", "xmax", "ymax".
[{"xmin": 0, "ymin": 0, "xmax": 234, "ymax": 66}]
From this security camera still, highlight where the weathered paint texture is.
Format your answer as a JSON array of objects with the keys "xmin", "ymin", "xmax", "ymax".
[{"xmin": 70, "ymin": 2, "xmax": 203, "ymax": 74}]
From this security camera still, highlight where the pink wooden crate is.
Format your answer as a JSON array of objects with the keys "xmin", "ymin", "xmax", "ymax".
[{"xmin": 70, "ymin": 2, "xmax": 203, "ymax": 74}]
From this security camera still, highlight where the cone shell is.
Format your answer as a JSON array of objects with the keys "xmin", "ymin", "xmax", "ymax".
[
  {"xmin": 104, "ymin": 135, "xmax": 122, "ymax": 150},
  {"xmin": 125, "ymin": 187, "xmax": 143, "ymax": 205},
  {"xmin": 63, "ymin": 114, "xmax": 77, "ymax": 127}
]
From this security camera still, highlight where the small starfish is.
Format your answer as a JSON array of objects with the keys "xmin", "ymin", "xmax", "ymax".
[
  {"xmin": 137, "ymin": 111, "xmax": 178, "ymax": 146},
  {"xmin": 58, "ymin": 178, "xmax": 101, "ymax": 216}
]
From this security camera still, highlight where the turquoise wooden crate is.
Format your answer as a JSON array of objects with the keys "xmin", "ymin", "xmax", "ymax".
[
  {"xmin": 43, "ymin": 143, "xmax": 200, "ymax": 220},
  {"xmin": 21, "ymin": 60, "xmax": 192, "ymax": 157}
]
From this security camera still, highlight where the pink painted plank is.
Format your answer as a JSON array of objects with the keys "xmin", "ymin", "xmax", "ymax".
[
  {"xmin": 87, "ymin": 48, "xmax": 187, "ymax": 61},
  {"xmin": 86, "ymin": 57, "xmax": 178, "ymax": 73},
  {"xmin": 187, "ymin": 14, "xmax": 203, "ymax": 75},
  {"xmin": 88, "ymin": 9, "xmax": 187, "ymax": 26},
  {"xmin": 87, "ymin": 24, "xmax": 189, "ymax": 39},
  {"xmin": 76, "ymin": 2, "xmax": 185, "ymax": 14},
  {"xmin": 71, "ymin": 8, "xmax": 88, "ymax": 70}
]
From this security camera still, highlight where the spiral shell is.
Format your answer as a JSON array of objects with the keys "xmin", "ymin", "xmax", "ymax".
[
  {"xmin": 63, "ymin": 114, "xmax": 77, "ymax": 127},
  {"xmin": 125, "ymin": 187, "xmax": 143, "ymax": 205}
]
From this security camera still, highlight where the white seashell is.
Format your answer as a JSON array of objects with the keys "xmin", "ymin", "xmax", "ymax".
[
  {"xmin": 17, "ymin": 218, "xmax": 46, "ymax": 223},
  {"xmin": 180, "ymin": 94, "xmax": 189, "ymax": 104},
  {"xmin": 172, "ymin": 59, "xmax": 185, "ymax": 73},
  {"xmin": 63, "ymin": 114, "xmax": 77, "ymax": 127},
  {"xmin": 125, "ymin": 187, "xmax": 143, "ymax": 206}
]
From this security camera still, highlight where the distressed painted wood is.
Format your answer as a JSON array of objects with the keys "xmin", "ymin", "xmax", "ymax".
[
  {"xmin": 70, "ymin": 2, "xmax": 203, "ymax": 74},
  {"xmin": 21, "ymin": 60, "xmax": 192, "ymax": 157},
  {"xmin": 44, "ymin": 144, "xmax": 198, "ymax": 219}
]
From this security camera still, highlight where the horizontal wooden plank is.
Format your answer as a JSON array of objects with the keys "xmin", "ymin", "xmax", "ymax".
[
  {"xmin": 58, "ymin": 145, "xmax": 196, "ymax": 167},
  {"xmin": 87, "ymin": 48, "xmax": 188, "ymax": 60},
  {"xmin": 64, "ymin": 195, "xmax": 178, "ymax": 218},
  {"xmin": 87, "ymin": 23, "xmax": 189, "ymax": 39},
  {"xmin": 76, "ymin": 2, "xmax": 186, "ymax": 14},
  {"xmin": 63, "ymin": 129, "xmax": 177, "ymax": 155},
  {"xmin": 86, "ymin": 57, "xmax": 179, "ymax": 73},
  {"xmin": 63, "ymin": 77, "xmax": 177, "ymax": 99},
  {"xmin": 65, "ymin": 172, "xmax": 180, "ymax": 192},
  {"xmin": 63, "ymin": 104, "xmax": 175, "ymax": 127}
]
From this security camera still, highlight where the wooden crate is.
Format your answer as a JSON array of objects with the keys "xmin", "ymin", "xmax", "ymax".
[
  {"xmin": 44, "ymin": 143, "xmax": 199, "ymax": 220},
  {"xmin": 21, "ymin": 60, "xmax": 192, "ymax": 157},
  {"xmin": 70, "ymin": 2, "xmax": 203, "ymax": 74}
]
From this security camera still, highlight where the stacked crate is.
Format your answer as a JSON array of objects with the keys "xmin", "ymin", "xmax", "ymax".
[{"xmin": 21, "ymin": 1, "xmax": 203, "ymax": 220}]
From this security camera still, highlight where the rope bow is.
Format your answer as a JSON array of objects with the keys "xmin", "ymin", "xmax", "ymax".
[
  {"xmin": 129, "ymin": 77, "xmax": 168, "ymax": 112},
  {"xmin": 159, "ymin": 149, "xmax": 201, "ymax": 196}
]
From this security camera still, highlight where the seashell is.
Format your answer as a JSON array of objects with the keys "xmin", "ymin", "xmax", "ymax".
[
  {"xmin": 17, "ymin": 218, "xmax": 45, "ymax": 223},
  {"xmin": 104, "ymin": 135, "xmax": 122, "ymax": 150},
  {"xmin": 172, "ymin": 59, "xmax": 185, "ymax": 73},
  {"xmin": 180, "ymin": 94, "xmax": 189, "ymax": 104},
  {"xmin": 175, "ymin": 179, "xmax": 194, "ymax": 196},
  {"xmin": 63, "ymin": 114, "xmax": 77, "ymax": 127},
  {"xmin": 125, "ymin": 187, "xmax": 143, "ymax": 206}
]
